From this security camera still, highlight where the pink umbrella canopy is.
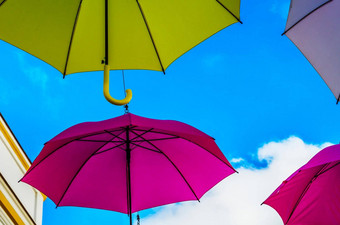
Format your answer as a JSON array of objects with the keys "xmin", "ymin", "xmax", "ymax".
[
  {"xmin": 263, "ymin": 144, "xmax": 340, "ymax": 225},
  {"xmin": 283, "ymin": 0, "xmax": 340, "ymax": 102},
  {"xmin": 21, "ymin": 113, "xmax": 236, "ymax": 224}
]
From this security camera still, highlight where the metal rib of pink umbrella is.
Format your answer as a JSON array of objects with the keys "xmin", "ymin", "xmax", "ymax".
[
  {"xmin": 20, "ymin": 113, "xmax": 236, "ymax": 225},
  {"xmin": 263, "ymin": 144, "xmax": 340, "ymax": 225},
  {"xmin": 283, "ymin": 0, "xmax": 340, "ymax": 103}
]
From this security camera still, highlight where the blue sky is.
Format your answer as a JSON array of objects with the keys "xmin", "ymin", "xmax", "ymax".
[{"xmin": 1, "ymin": 0, "xmax": 340, "ymax": 224}]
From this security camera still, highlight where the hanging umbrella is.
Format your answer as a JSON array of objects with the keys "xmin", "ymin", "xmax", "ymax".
[
  {"xmin": 262, "ymin": 144, "xmax": 340, "ymax": 225},
  {"xmin": 0, "ymin": 0, "xmax": 241, "ymax": 105},
  {"xmin": 20, "ymin": 113, "xmax": 237, "ymax": 225},
  {"xmin": 283, "ymin": 0, "xmax": 340, "ymax": 103}
]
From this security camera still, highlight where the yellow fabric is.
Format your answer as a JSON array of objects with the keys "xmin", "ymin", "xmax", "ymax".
[{"xmin": 0, "ymin": 0, "xmax": 241, "ymax": 75}]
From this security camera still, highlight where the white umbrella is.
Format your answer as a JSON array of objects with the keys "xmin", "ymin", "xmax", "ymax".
[{"xmin": 283, "ymin": 0, "xmax": 340, "ymax": 103}]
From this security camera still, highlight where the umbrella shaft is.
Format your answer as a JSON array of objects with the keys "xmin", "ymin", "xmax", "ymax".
[
  {"xmin": 104, "ymin": 0, "xmax": 109, "ymax": 65},
  {"xmin": 126, "ymin": 127, "xmax": 132, "ymax": 225}
]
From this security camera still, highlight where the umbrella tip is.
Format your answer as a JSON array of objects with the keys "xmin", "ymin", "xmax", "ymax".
[
  {"xmin": 336, "ymin": 94, "xmax": 340, "ymax": 104},
  {"xmin": 137, "ymin": 214, "xmax": 140, "ymax": 225}
]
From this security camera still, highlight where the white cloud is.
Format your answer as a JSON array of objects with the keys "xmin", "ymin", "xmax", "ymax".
[
  {"xmin": 142, "ymin": 137, "xmax": 333, "ymax": 225},
  {"xmin": 230, "ymin": 158, "xmax": 244, "ymax": 163}
]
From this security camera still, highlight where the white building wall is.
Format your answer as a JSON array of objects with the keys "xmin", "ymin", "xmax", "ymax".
[
  {"xmin": 0, "ymin": 206, "xmax": 14, "ymax": 225},
  {"xmin": 0, "ymin": 115, "xmax": 43, "ymax": 225}
]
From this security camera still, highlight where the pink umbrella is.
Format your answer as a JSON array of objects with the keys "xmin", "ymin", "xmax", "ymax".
[
  {"xmin": 21, "ymin": 113, "xmax": 236, "ymax": 224},
  {"xmin": 263, "ymin": 144, "xmax": 340, "ymax": 225}
]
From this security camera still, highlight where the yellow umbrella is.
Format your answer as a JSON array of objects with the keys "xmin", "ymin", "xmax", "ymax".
[{"xmin": 0, "ymin": 0, "xmax": 241, "ymax": 105}]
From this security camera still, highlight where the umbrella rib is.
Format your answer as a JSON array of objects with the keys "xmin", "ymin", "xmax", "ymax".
[
  {"xmin": 136, "ymin": 0, "xmax": 165, "ymax": 73},
  {"xmin": 75, "ymin": 129, "xmax": 126, "ymax": 143},
  {"xmin": 130, "ymin": 130, "xmax": 200, "ymax": 202},
  {"xmin": 63, "ymin": 0, "xmax": 83, "ymax": 77},
  {"xmin": 132, "ymin": 137, "xmax": 179, "ymax": 142},
  {"xmin": 132, "ymin": 129, "xmax": 179, "ymax": 138},
  {"xmin": 43, "ymin": 127, "xmax": 125, "ymax": 145},
  {"xmin": 132, "ymin": 128, "xmax": 237, "ymax": 173},
  {"xmin": 130, "ymin": 143, "xmax": 161, "ymax": 153},
  {"xmin": 93, "ymin": 142, "xmax": 127, "ymax": 155},
  {"xmin": 215, "ymin": 0, "xmax": 243, "ymax": 24},
  {"xmin": 282, "ymin": 0, "xmax": 333, "ymax": 35},
  {"xmin": 20, "ymin": 138, "xmax": 78, "ymax": 181},
  {"xmin": 317, "ymin": 161, "xmax": 340, "ymax": 176},
  {"xmin": 22, "ymin": 129, "xmax": 126, "ymax": 181},
  {"xmin": 76, "ymin": 139, "xmax": 124, "ymax": 143},
  {"xmin": 56, "ymin": 136, "xmax": 117, "ymax": 207},
  {"xmin": 130, "ymin": 128, "xmax": 153, "ymax": 141},
  {"xmin": 285, "ymin": 163, "xmax": 330, "ymax": 224},
  {"xmin": 0, "ymin": 0, "xmax": 7, "ymax": 7},
  {"xmin": 129, "ymin": 128, "xmax": 154, "ymax": 150},
  {"xmin": 104, "ymin": 129, "xmax": 126, "ymax": 141}
]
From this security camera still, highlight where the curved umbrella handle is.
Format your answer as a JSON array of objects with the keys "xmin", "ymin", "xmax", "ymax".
[{"xmin": 103, "ymin": 65, "xmax": 132, "ymax": 106}]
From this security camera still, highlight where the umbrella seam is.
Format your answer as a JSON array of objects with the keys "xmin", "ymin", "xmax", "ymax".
[
  {"xmin": 56, "ymin": 135, "xmax": 118, "ymax": 207},
  {"xmin": 215, "ymin": 0, "xmax": 243, "ymax": 24},
  {"xmin": 135, "ymin": 0, "xmax": 165, "ymax": 73},
  {"xmin": 283, "ymin": 0, "xmax": 333, "ymax": 35},
  {"xmin": 0, "ymin": 0, "xmax": 6, "ymax": 7},
  {"xmin": 316, "ymin": 161, "xmax": 340, "ymax": 176},
  {"xmin": 20, "ymin": 138, "xmax": 79, "ymax": 181},
  {"xmin": 129, "ymin": 130, "xmax": 200, "ymax": 202},
  {"xmin": 132, "ymin": 128, "xmax": 236, "ymax": 172},
  {"xmin": 24, "ymin": 129, "xmax": 125, "ymax": 181},
  {"xmin": 63, "ymin": 0, "xmax": 83, "ymax": 76},
  {"xmin": 285, "ymin": 163, "xmax": 330, "ymax": 224}
]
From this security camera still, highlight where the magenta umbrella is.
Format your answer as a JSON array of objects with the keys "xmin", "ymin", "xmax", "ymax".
[
  {"xmin": 21, "ymin": 113, "xmax": 236, "ymax": 224},
  {"xmin": 262, "ymin": 144, "xmax": 340, "ymax": 225}
]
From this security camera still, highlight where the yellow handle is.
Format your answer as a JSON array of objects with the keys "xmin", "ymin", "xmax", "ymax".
[{"xmin": 103, "ymin": 65, "xmax": 132, "ymax": 106}]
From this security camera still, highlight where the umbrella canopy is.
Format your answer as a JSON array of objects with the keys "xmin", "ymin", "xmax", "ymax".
[
  {"xmin": 283, "ymin": 0, "xmax": 340, "ymax": 102},
  {"xmin": 21, "ymin": 113, "xmax": 236, "ymax": 224},
  {"xmin": 263, "ymin": 144, "xmax": 340, "ymax": 225},
  {"xmin": 0, "ymin": 0, "xmax": 241, "ymax": 105}
]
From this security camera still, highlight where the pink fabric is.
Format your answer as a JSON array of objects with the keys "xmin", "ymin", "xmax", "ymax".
[
  {"xmin": 263, "ymin": 144, "xmax": 340, "ymax": 225},
  {"xmin": 22, "ymin": 113, "xmax": 235, "ymax": 213}
]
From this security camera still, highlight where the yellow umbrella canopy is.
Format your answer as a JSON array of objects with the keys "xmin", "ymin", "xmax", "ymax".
[{"xmin": 0, "ymin": 0, "xmax": 241, "ymax": 105}]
